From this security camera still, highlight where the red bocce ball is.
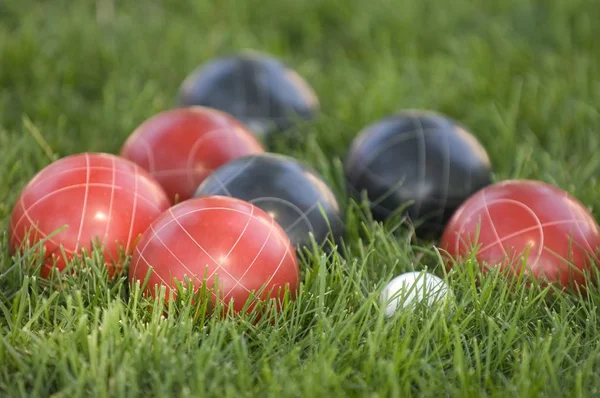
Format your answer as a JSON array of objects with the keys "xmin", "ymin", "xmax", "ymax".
[
  {"xmin": 9, "ymin": 153, "xmax": 171, "ymax": 277},
  {"xmin": 440, "ymin": 180, "xmax": 600, "ymax": 289},
  {"xmin": 120, "ymin": 106, "xmax": 265, "ymax": 203},
  {"xmin": 128, "ymin": 195, "xmax": 300, "ymax": 315}
]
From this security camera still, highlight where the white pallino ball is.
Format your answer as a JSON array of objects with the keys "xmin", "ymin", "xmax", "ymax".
[{"xmin": 380, "ymin": 271, "xmax": 452, "ymax": 317}]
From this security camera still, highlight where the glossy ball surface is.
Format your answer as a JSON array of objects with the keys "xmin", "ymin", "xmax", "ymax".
[
  {"xmin": 194, "ymin": 153, "xmax": 344, "ymax": 250},
  {"xmin": 9, "ymin": 153, "xmax": 171, "ymax": 277},
  {"xmin": 129, "ymin": 195, "xmax": 299, "ymax": 315},
  {"xmin": 177, "ymin": 51, "xmax": 319, "ymax": 140},
  {"xmin": 380, "ymin": 271, "xmax": 452, "ymax": 316},
  {"xmin": 120, "ymin": 106, "xmax": 264, "ymax": 203},
  {"xmin": 440, "ymin": 180, "xmax": 600, "ymax": 289},
  {"xmin": 344, "ymin": 110, "xmax": 492, "ymax": 238}
]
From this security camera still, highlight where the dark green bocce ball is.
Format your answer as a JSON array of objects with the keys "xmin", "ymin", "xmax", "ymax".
[
  {"xmin": 178, "ymin": 50, "xmax": 319, "ymax": 142},
  {"xmin": 344, "ymin": 110, "xmax": 493, "ymax": 239},
  {"xmin": 194, "ymin": 153, "xmax": 344, "ymax": 251}
]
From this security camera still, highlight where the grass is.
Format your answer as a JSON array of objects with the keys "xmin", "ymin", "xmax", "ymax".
[{"xmin": 2, "ymin": 0, "xmax": 600, "ymax": 396}]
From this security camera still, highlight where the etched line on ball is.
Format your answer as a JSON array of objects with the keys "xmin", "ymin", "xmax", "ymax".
[
  {"xmin": 477, "ymin": 219, "xmax": 592, "ymax": 255},
  {"xmin": 16, "ymin": 195, "xmax": 75, "ymax": 255},
  {"xmin": 148, "ymin": 224, "xmax": 203, "ymax": 284},
  {"xmin": 102, "ymin": 156, "xmax": 117, "ymax": 241},
  {"xmin": 491, "ymin": 198, "xmax": 545, "ymax": 268},
  {"xmin": 346, "ymin": 128, "xmax": 442, "ymax": 219},
  {"xmin": 249, "ymin": 197, "xmax": 315, "ymax": 234},
  {"xmin": 562, "ymin": 191, "xmax": 596, "ymax": 254},
  {"xmin": 185, "ymin": 127, "xmax": 245, "ymax": 187},
  {"xmin": 208, "ymin": 173, "xmax": 234, "ymax": 197},
  {"xmin": 125, "ymin": 165, "xmax": 141, "ymax": 251},
  {"xmin": 216, "ymin": 204, "xmax": 255, "ymax": 266},
  {"xmin": 413, "ymin": 116, "xmax": 427, "ymax": 218},
  {"xmin": 225, "ymin": 214, "xmax": 277, "ymax": 297},
  {"xmin": 438, "ymin": 124, "xmax": 452, "ymax": 225},
  {"xmin": 453, "ymin": 190, "xmax": 488, "ymax": 255},
  {"xmin": 280, "ymin": 199, "xmax": 323, "ymax": 235},
  {"xmin": 133, "ymin": 205, "xmax": 296, "ymax": 296},
  {"xmin": 452, "ymin": 196, "xmax": 561, "ymax": 269},
  {"xmin": 481, "ymin": 190, "xmax": 509, "ymax": 258},
  {"xmin": 168, "ymin": 207, "xmax": 250, "ymax": 293},
  {"xmin": 168, "ymin": 208, "xmax": 220, "ymax": 266},
  {"xmin": 219, "ymin": 155, "xmax": 260, "ymax": 188},
  {"xmin": 261, "ymin": 219, "xmax": 298, "ymax": 293},
  {"xmin": 74, "ymin": 154, "xmax": 91, "ymax": 252},
  {"xmin": 138, "ymin": 138, "xmax": 157, "ymax": 173},
  {"xmin": 348, "ymin": 127, "xmax": 443, "ymax": 186},
  {"xmin": 137, "ymin": 205, "xmax": 295, "ymax": 258},
  {"xmin": 12, "ymin": 183, "xmax": 163, "ymax": 238},
  {"xmin": 133, "ymin": 248, "xmax": 173, "ymax": 288},
  {"xmin": 26, "ymin": 164, "xmax": 144, "ymax": 193}
]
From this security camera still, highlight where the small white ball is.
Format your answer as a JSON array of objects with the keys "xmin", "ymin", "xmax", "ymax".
[{"xmin": 380, "ymin": 271, "xmax": 452, "ymax": 317}]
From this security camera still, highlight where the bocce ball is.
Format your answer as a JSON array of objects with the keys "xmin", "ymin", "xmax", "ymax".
[
  {"xmin": 120, "ymin": 106, "xmax": 264, "ymax": 203},
  {"xmin": 440, "ymin": 179, "xmax": 600, "ymax": 290},
  {"xmin": 177, "ymin": 50, "xmax": 319, "ymax": 140},
  {"xmin": 380, "ymin": 271, "xmax": 452, "ymax": 316},
  {"xmin": 344, "ymin": 110, "xmax": 492, "ymax": 238},
  {"xmin": 9, "ymin": 152, "xmax": 171, "ymax": 277},
  {"xmin": 193, "ymin": 153, "xmax": 344, "ymax": 250},
  {"xmin": 129, "ymin": 195, "xmax": 299, "ymax": 315}
]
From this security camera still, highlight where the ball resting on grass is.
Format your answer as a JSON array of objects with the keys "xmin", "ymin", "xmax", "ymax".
[
  {"xmin": 344, "ymin": 110, "xmax": 493, "ymax": 239},
  {"xmin": 9, "ymin": 152, "xmax": 171, "ymax": 278},
  {"xmin": 128, "ymin": 196, "xmax": 300, "ymax": 318},
  {"xmin": 177, "ymin": 50, "xmax": 319, "ymax": 142},
  {"xmin": 380, "ymin": 271, "xmax": 452, "ymax": 317},
  {"xmin": 120, "ymin": 106, "xmax": 264, "ymax": 203},
  {"xmin": 194, "ymin": 152, "xmax": 344, "ymax": 251},
  {"xmin": 440, "ymin": 179, "xmax": 600, "ymax": 292}
]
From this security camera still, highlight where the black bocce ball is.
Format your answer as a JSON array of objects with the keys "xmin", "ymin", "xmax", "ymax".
[
  {"xmin": 194, "ymin": 153, "xmax": 344, "ymax": 250},
  {"xmin": 177, "ymin": 50, "xmax": 319, "ymax": 141},
  {"xmin": 344, "ymin": 110, "xmax": 492, "ymax": 238}
]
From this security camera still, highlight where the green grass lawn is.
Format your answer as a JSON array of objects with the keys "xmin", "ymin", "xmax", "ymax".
[{"xmin": 2, "ymin": 0, "xmax": 600, "ymax": 396}]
